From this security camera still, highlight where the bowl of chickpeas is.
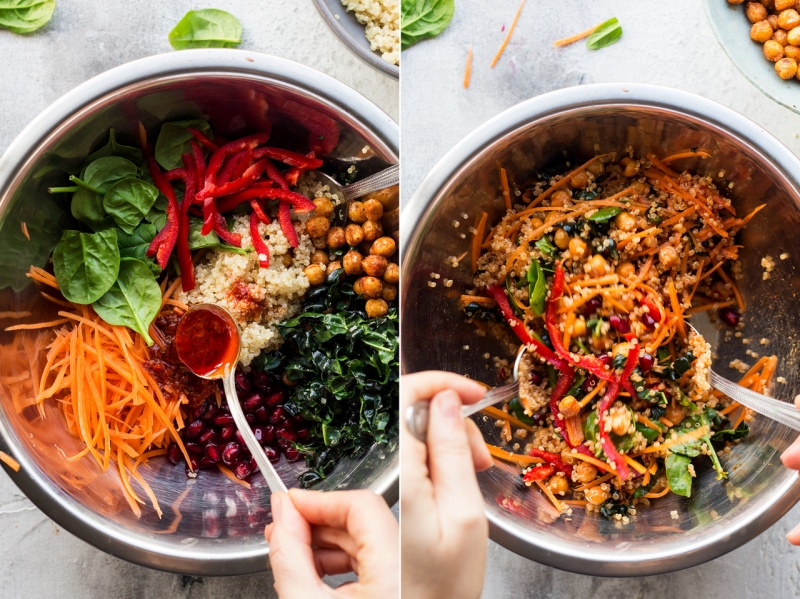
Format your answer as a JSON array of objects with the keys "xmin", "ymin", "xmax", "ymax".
[{"xmin": 706, "ymin": 0, "xmax": 800, "ymax": 112}]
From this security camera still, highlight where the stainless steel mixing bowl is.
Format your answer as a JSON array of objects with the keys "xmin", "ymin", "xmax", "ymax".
[
  {"xmin": 0, "ymin": 49, "xmax": 398, "ymax": 576},
  {"xmin": 400, "ymin": 83, "xmax": 800, "ymax": 576}
]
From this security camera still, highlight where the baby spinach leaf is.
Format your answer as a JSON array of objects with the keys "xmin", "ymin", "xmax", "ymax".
[
  {"xmin": 154, "ymin": 119, "xmax": 211, "ymax": 171},
  {"xmin": 636, "ymin": 420, "xmax": 662, "ymax": 444},
  {"xmin": 187, "ymin": 217, "xmax": 250, "ymax": 255},
  {"xmin": 712, "ymin": 422, "xmax": 749, "ymax": 445},
  {"xmin": 401, "ymin": 0, "xmax": 455, "ymax": 50},
  {"xmin": 586, "ymin": 17, "xmax": 623, "ymax": 51},
  {"xmin": 87, "ymin": 128, "xmax": 143, "ymax": 164},
  {"xmin": 535, "ymin": 236, "xmax": 557, "ymax": 258},
  {"xmin": 507, "ymin": 397, "xmax": 535, "ymax": 424},
  {"xmin": 71, "ymin": 187, "xmax": 108, "ymax": 229},
  {"xmin": 0, "ymin": 0, "xmax": 55, "ymax": 35},
  {"xmin": 103, "ymin": 178, "xmax": 160, "ymax": 234},
  {"xmin": 53, "ymin": 229, "xmax": 120, "ymax": 304},
  {"xmin": 527, "ymin": 259, "xmax": 547, "ymax": 315},
  {"xmin": 666, "ymin": 452, "xmax": 692, "ymax": 497},
  {"xmin": 92, "ymin": 258, "xmax": 161, "ymax": 346},
  {"xmin": 72, "ymin": 156, "xmax": 139, "ymax": 195},
  {"xmin": 662, "ymin": 351, "xmax": 695, "ymax": 381},
  {"xmin": 168, "ymin": 9, "xmax": 242, "ymax": 50},
  {"xmin": 116, "ymin": 223, "xmax": 162, "ymax": 275},
  {"xmin": 588, "ymin": 206, "xmax": 621, "ymax": 223}
]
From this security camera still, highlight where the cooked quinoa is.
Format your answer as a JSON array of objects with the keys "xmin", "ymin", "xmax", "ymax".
[{"xmin": 340, "ymin": 0, "xmax": 399, "ymax": 66}]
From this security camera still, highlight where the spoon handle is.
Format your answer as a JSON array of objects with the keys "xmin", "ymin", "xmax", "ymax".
[
  {"xmin": 223, "ymin": 370, "xmax": 288, "ymax": 493},
  {"xmin": 708, "ymin": 369, "xmax": 800, "ymax": 432},
  {"xmin": 342, "ymin": 163, "xmax": 399, "ymax": 201},
  {"xmin": 405, "ymin": 381, "xmax": 520, "ymax": 443}
]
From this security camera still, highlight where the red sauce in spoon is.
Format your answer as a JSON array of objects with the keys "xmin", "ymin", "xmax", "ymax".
[{"xmin": 175, "ymin": 305, "xmax": 240, "ymax": 378}]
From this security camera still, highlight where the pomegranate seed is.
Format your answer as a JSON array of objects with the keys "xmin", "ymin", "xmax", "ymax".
[
  {"xmin": 255, "ymin": 406, "xmax": 270, "ymax": 423},
  {"xmin": 214, "ymin": 414, "xmax": 234, "ymax": 426},
  {"xmin": 187, "ymin": 457, "xmax": 199, "ymax": 472},
  {"xmin": 200, "ymin": 456, "xmax": 214, "ymax": 468},
  {"xmin": 529, "ymin": 371, "xmax": 543, "ymax": 386},
  {"xmin": 609, "ymin": 314, "xmax": 630, "ymax": 334},
  {"xmin": 582, "ymin": 376, "xmax": 597, "ymax": 394},
  {"xmin": 192, "ymin": 403, "xmax": 208, "ymax": 421},
  {"xmin": 205, "ymin": 443, "xmax": 221, "ymax": 463},
  {"xmin": 234, "ymin": 462, "xmax": 252, "ymax": 479},
  {"xmin": 284, "ymin": 448, "xmax": 300, "ymax": 462},
  {"xmin": 220, "ymin": 425, "xmax": 235, "ymax": 440},
  {"xmin": 640, "ymin": 353, "xmax": 655, "ymax": 372},
  {"xmin": 296, "ymin": 428, "xmax": 310, "ymax": 442},
  {"xmin": 198, "ymin": 430, "xmax": 216, "ymax": 445},
  {"xmin": 263, "ymin": 425, "xmax": 276, "ymax": 445},
  {"xmin": 270, "ymin": 407, "xmax": 287, "ymax": 424},
  {"xmin": 249, "ymin": 457, "xmax": 259, "ymax": 473},
  {"xmin": 202, "ymin": 404, "xmax": 218, "ymax": 422},
  {"xmin": 277, "ymin": 427, "xmax": 296, "ymax": 448},
  {"xmin": 265, "ymin": 390, "xmax": 285, "ymax": 407},
  {"xmin": 242, "ymin": 393, "xmax": 262, "ymax": 412},
  {"xmin": 266, "ymin": 446, "xmax": 280, "ymax": 463},
  {"xmin": 719, "ymin": 307, "xmax": 740, "ymax": 327},
  {"xmin": 581, "ymin": 296, "xmax": 603, "ymax": 316},
  {"xmin": 186, "ymin": 442, "xmax": 202, "ymax": 456},
  {"xmin": 186, "ymin": 420, "xmax": 205, "ymax": 438},
  {"xmin": 291, "ymin": 414, "xmax": 306, "ymax": 427},
  {"xmin": 235, "ymin": 371, "xmax": 252, "ymax": 393},
  {"xmin": 222, "ymin": 442, "xmax": 240, "ymax": 466},
  {"xmin": 245, "ymin": 413, "xmax": 256, "ymax": 425},
  {"xmin": 642, "ymin": 313, "xmax": 657, "ymax": 330},
  {"xmin": 167, "ymin": 443, "xmax": 182, "ymax": 464},
  {"xmin": 250, "ymin": 370, "xmax": 271, "ymax": 390},
  {"xmin": 235, "ymin": 430, "xmax": 246, "ymax": 445},
  {"xmin": 597, "ymin": 354, "xmax": 612, "ymax": 367}
]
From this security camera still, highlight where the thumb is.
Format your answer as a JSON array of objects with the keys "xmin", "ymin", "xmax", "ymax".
[{"xmin": 267, "ymin": 493, "xmax": 325, "ymax": 597}]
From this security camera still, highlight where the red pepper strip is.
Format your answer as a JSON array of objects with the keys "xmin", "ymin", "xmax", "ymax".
[
  {"xmin": 144, "ymin": 156, "xmax": 180, "ymax": 269},
  {"xmin": 177, "ymin": 154, "xmax": 196, "ymax": 291},
  {"xmin": 250, "ymin": 210, "xmax": 270, "ymax": 268},
  {"xmin": 212, "ymin": 213, "xmax": 242, "ymax": 247},
  {"xmin": 596, "ymin": 343, "xmax": 640, "ymax": 481},
  {"xmin": 548, "ymin": 368, "xmax": 575, "ymax": 446},
  {"xmin": 201, "ymin": 196, "xmax": 217, "ymax": 236},
  {"xmin": 522, "ymin": 464, "xmax": 555, "ymax": 483},
  {"xmin": 529, "ymin": 448, "xmax": 572, "ymax": 477},
  {"xmin": 251, "ymin": 147, "xmax": 323, "ymax": 170},
  {"xmin": 281, "ymin": 99, "xmax": 339, "ymax": 155},
  {"xmin": 484, "ymin": 285, "xmax": 563, "ymax": 368},
  {"xmin": 191, "ymin": 141, "xmax": 206, "ymax": 186},
  {"xmin": 216, "ymin": 150, "xmax": 247, "ymax": 186},
  {"xmin": 546, "ymin": 264, "xmax": 615, "ymax": 382},
  {"xmin": 204, "ymin": 133, "xmax": 270, "ymax": 189},
  {"xmin": 249, "ymin": 199, "xmax": 271, "ymax": 224},
  {"xmin": 232, "ymin": 151, "xmax": 255, "ymax": 181},
  {"xmin": 187, "ymin": 128, "xmax": 219, "ymax": 152},
  {"xmin": 200, "ymin": 159, "xmax": 267, "ymax": 199},
  {"xmin": 285, "ymin": 151, "xmax": 317, "ymax": 187},
  {"xmin": 641, "ymin": 297, "xmax": 662, "ymax": 322},
  {"xmin": 279, "ymin": 201, "xmax": 299, "ymax": 248},
  {"xmin": 217, "ymin": 185, "xmax": 316, "ymax": 214},
  {"xmin": 165, "ymin": 168, "xmax": 186, "ymax": 181},
  {"xmin": 264, "ymin": 159, "xmax": 290, "ymax": 190}
]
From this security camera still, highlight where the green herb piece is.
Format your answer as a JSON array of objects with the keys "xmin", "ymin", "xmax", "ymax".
[
  {"xmin": 53, "ymin": 229, "xmax": 120, "ymax": 304},
  {"xmin": 154, "ymin": 120, "xmax": 212, "ymax": 171},
  {"xmin": 505, "ymin": 276, "xmax": 524, "ymax": 316},
  {"xmin": 527, "ymin": 259, "xmax": 547, "ymax": 315},
  {"xmin": 92, "ymin": 258, "xmax": 161, "ymax": 346},
  {"xmin": 507, "ymin": 397, "xmax": 534, "ymax": 424},
  {"xmin": 169, "ymin": 9, "xmax": 242, "ymax": 50},
  {"xmin": 587, "ymin": 317, "xmax": 604, "ymax": 337},
  {"xmin": 0, "ymin": 0, "xmax": 55, "ymax": 35},
  {"xmin": 87, "ymin": 129, "xmax": 143, "ymax": 164},
  {"xmin": 103, "ymin": 178, "xmax": 160, "ymax": 234},
  {"xmin": 712, "ymin": 422, "xmax": 749, "ymax": 445},
  {"xmin": 670, "ymin": 409, "xmax": 727, "ymax": 479},
  {"xmin": 575, "ymin": 189, "xmax": 598, "ymax": 201},
  {"xmin": 400, "ymin": 0, "xmax": 455, "ymax": 50},
  {"xmin": 636, "ymin": 385, "xmax": 668, "ymax": 407},
  {"xmin": 588, "ymin": 206, "xmax": 622, "ymax": 223},
  {"xmin": 586, "ymin": 17, "xmax": 622, "ymax": 51},
  {"xmin": 663, "ymin": 351, "xmax": 695, "ymax": 381},
  {"xmin": 599, "ymin": 500, "xmax": 629, "ymax": 520},
  {"xmin": 535, "ymin": 236, "xmax": 557, "ymax": 258},
  {"xmin": 633, "ymin": 471, "xmax": 658, "ymax": 498},
  {"xmin": 666, "ymin": 453, "xmax": 692, "ymax": 497}
]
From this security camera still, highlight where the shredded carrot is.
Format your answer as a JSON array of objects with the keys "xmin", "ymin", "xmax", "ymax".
[
  {"xmin": 486, "ymin": 443, "xmax": 545, "ymax": 466},
  {"xmin": 5, "ymin": 318, "xmax": 71, "ymax": 331},
  {"xmin": 574, "ymin": 472, "xmax": 615, "ymax": 492},
  {"xmin": 569, "ymin": 451, "xmax": 615, "ymax": 474},
  {"xmin": 472, "ymin": 211, "xmax": 488, "ymax": 273},
  {"xmin": 499, "ymin": 166, "xmax": 512, "ymax": 211},
  {"xmin": 685, "ymin": 300, "xmax": 736, "ymax": 315},
  {"xmin": 578, "ymin": 380, "xmax": 607, "ymax": 408},
  {"xmin": 661, "ymin": 150, "xmax": 711, "ymax": 163},
  {"xmin": 623, "ymin": 455, "xmax": 648, "ymax": 475},
  {"xmin": 0, "ymin": 451, "xmax": 20, "ymax": 472},
  {"xmin": 155, "ymin": 487, "xmax": 191, "ymax": 535},
  {"xmin": 644, "ymin": 484, "xmax": 671, "ymax": 499},
  {"xmin": 635, "ymin": 413, "xmax": 663, "ymax": 432},
  {"xmin": 717, "ymin": 268, "xmax": 744, "ymax": 311},
  {"xmin": 218, "ymin": 464, "xmax": 252, "ymax": 488},
  {"xmin": 463, "ymin": 46, "xmax": 473, "ymax": 89},
  {"xmin": 483, "ymin": 405, "xmax": 537, "ymax": 433},
  {"xmin": 553, "ymin": 22, "xmax": 600, "ymax": 47},
  {"xmin": 534, "ymin": 478, "xmax": 564, "ymax": 513},
  {"xmin": 0, "ymin": 310, "xmax": 32, "ymax": 319},
  {"xmin": 460, "ymin": 295, "xmax": 496, "ymax": 307},
  {"xmin": 20, "ymin": 222, "xmax": 30, "ymax": 241},
  {"xmin": 490, "ymin": 0, "xmax": 526, "ymax": 68}
]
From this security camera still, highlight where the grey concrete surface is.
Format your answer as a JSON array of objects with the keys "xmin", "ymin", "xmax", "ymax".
[
  {"xmin": 0, "ymin": 1, "xmax": 397, "ymax": 598},
  {"xmin": 401, "ymin": 1, "xmax": 800, "ymax": 598}
]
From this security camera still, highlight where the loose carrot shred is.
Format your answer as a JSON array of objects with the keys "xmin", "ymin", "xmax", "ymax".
[
  {"xmin": 499, "ymin": 166, "xmax": 512, "ymax": 211},
  {"xmin": 553, "ymin": 22, "xmax": 601, "ymax": 47},
  {"xmin": 485, "ymin": 443, "xmax": 545, "ymax": 465},
  {"xmin": 20, "ymin": 222, "xmax": 30, "ymax": 241},
  {"xmin": 472, "ymin": 211, "xmax": 488, "ymax": 273},
  {"xmin": 490, "ymin": 0, "xmax": 526, "ymax": 68},
  {"xmin": 0, "ymin": 451, "xmax": 20, "ymax": 472},
  {"xmin": 463, "ymin": 47, "xmax": 473, "ymax": 89}
]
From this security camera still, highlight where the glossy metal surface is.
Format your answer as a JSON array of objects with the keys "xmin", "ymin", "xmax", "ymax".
[
  {"xmin": 312, "ymin": 0, "xmax": 399, "ymax": 80},
  {"xmin": 401, "ymin": 83, "xmax": 800, "ymax": 576},
  {"xmin": 0, "ymin": 49, "xmax": 398, "ymax": 576}
]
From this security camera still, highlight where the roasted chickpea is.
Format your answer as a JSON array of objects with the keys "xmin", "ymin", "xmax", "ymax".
[
  {"xmin": 384, "ymin": 262, "xmax": 399, "ymax": 284},
  {"xmin": 665, "ymin": 402, "xmax": 687, "ymax": 426},
  {"xmin": 304, "ymin": 264, "xmax": 326, "ymax": 286},
  {"xmin": 362, "ymin": 219, "xmax": 383, "ymax": 241},
  {"xmin": 365, "ymin": 298, "xmax": 389, "ymax": 318},
  {"xmin": 305, "ymin": 215, "xmax": 331, "ymax": 239},
  {"xmin": 551, "ymin": 190, "xmax": 572, "ymax": 207},
  {"xmin": 363, "ymin": 198, "xmax": 384, "ymax": 221},
  {"xmin": 658, "ymin": 245, "xmax": 680, "ymax": 269},
  {"xmin": 568, "ymin": 237, "xmax": 588, "ymax": 259},
  {"xmin": 558, "ymin": 395, "xmax": 580, "ymax": 418},
  {"xmin": 356, "ymin": 276, "xmax": 383, "ymax": 299},
  {"xmin": 529, "ymin": 217, "xmax": 544, "ymax": 229},
  {"xmin": 587, "ymin": 161, "xmax": 605, "ymax": 176},
  {"xmin": 345, "ymin": 223, "xmax": 364, "ymax": 246},
  {"xmin": 370, "ymin": 236, "xmax": 396, "ymax": 257},
  {"xmin": 554, "ymin": 228, "xmax": 570, "ymax": 249},
  {"xmin": 785, "ymin": 44, "xmax": 800, "ymax": 59},
  {"xmin": 382, "ymin": 283, "xmax": 397, "ymax": 302},
  {"xmin": 311, "ymin": 250, "xmax": 329, "ymax": 266},
  {"xmin": 282, "ymin": 253, "xmax": 294, "ymax": 268},
  {"xmin": 610, "ymin": 406, "xmax": 632, "ymax": 436},
  {"xmin": 312, "ymin": 197, "xmax": 334, "ymax": 217},
  {"xmin": 327, "ymin": 260, "xmax": 342, "ymax": 275},
  {"xmin": 746, "ymin": 1, "xmax": 768, "ymax": 21},
  {"xmin": 614, "ymin": 211, "xmax": 636, "ymax": 232},
  {"xmin": 544, "ymin": 211, "xmax": 562, "ymax": 225},
  {"xmin": 588, "ymin": 254, "xmax": 608, "ymax": 277},
  {"xmin": 584, "ymin": 486, "xmax": 610, "ymax": 506},
  {"xmin": 631, "ymin": 180, "xmax": 650, "ymax": 196},
  {"xmin": 764, "ymin": 39, "xmax": 785, "ymax": 60},
  {"xmin": 362, "ymin": 254, "xmax": 388, "ymax": 278},
  {"xmin": 326, "ymin": 226, "xmax": 346, "ymax": 249},
  {"xmin": 777, "ymin": 56, "xmax": 799, "ymax": 77},
  {"xmin": 571, "ymin": 317, "xmax": 587, "ymax": 337},
  {"xmin": 348, "ymin": 201, "xmax": 367, "ymax": 223},
  {"xmin": 569, "ymin": 170, "xmax": 589, "ymax": 189},
  {"xmin": 780, "ymin": 8, "xmax": 800, "ymax": 28},
  {"xmin": 620, "ymin": 157, "xmax": 640, "ymax": 177},
  {"xmin": 773, "ymin": 28, "xmax": 790, "ymax": 44},
  {"xmin": 342, "ymin": 250, "xmax": 364, "ymax": 276},
  {"xmin": 617, "ymin": 261, "xmax": 636, "ymax": 280},
  {"xmin": 547, "ymin": 474, "xmax": 570, "ymax": 496},
  {"xmin": 573, "ymin": 462, "xmax": 598, "ymax": 484},
  {"xmin": 751, "ymin": 20, "xmax": 774, "ymax": 42},
  {"xmin": 788, "ymin": 25, "xmax": 800, "ymax": 43},
  {"xmin": 777, "ymin": 0, "xmax": 797, "ymax": 9},
  {"xmin": 312, "ymin": 237, "xmax": 327, "ymax": 250}
]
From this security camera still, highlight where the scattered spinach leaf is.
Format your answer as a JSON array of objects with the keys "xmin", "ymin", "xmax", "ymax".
[
  {"xmin": 587, "ymin": 317, "xmax": 604, "ymax": 337},
  {"xmin": 507, "ymin": 397, "xmax": 534, "ymax": 424},
  {"xmin": 527, "ymin": 259, "xmax": 546, "ymax": 315},
  {"xmin": 52, "ymin": 229, "xmax": 120, "ymax": 304},
  {"xmin": 588, "ymin": 206, "xmax": 621, "ymax": 223},
  {"xmin": 712, "ymin": 422, "xmax": 749, "ymax": 445},
  {"xmin": 0, "ymin": 0, "xmax": 55, "ymax": 35},
  {"xmin": 401, "ymin": 0, "xmax": 455, "ymax": 50},
  {"xmin": 169, "ymin": 9, "xmax": 242, "ymax": 50},
  {"xmin": 103, "ymin": 178, "xmax": 160, "ymax": 234},
  {"xmin": 662, "ymin": 351, "xmax": 695, "ymax": 381},
  {"xmin": 666, "ymin": 452, "xmax": 692, "ymax": 497},
  {"xmin": 535, "ymin": 236, "xmax": 557, "ymax": 258},
  {"xmin": 586, "ymin": 17, "xmax": 623, "ymax": 51}
]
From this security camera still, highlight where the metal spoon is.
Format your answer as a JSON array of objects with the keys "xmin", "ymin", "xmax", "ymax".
[
  {"xmin": 687, "ymin": 324, "xmax": 800, "ymax": 432},
  {"xmin": 307, "ymin": 163, "xmax": 399, "ymax": 203},
  {"xmin": 175, "ymin": 304, "xmax": 288, "ymax": 493},
  {"xmin": 405, "ymin": 346, "xmax": 527, "ymax": 442}
]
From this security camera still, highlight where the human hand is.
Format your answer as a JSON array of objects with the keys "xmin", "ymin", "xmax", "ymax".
[
  {"xmin": 401, "ymin": 371, "xmax": 493, "ymax": 599},
  {"xmin": 780, "ymin": 396, "xmax": 800, "ymax": 544},
  {"xmin": 265, "ymin": 489, "xmax": 399, "ymax": 598}
]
